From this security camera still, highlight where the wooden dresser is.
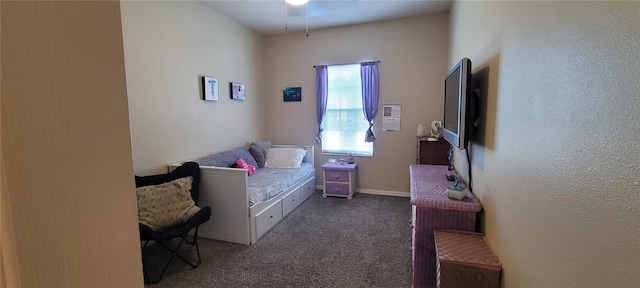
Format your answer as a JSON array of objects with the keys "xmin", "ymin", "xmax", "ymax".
[{"xmin": 416, "ymin": 137, "xmax": 449, "ymax": 165}]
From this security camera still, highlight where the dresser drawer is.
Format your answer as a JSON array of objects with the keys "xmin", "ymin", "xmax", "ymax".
[
  {"xmin": 325, "ymin": 182, "xmax": 350, "ymax": 196},
  {"xmin": 325, "ymin": 170, "xmax": 350, "ymax": 182}
]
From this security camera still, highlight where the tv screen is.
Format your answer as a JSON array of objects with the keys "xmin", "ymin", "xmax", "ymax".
[{"xmin": 442, "ymin": 58, "xmax": 473, "ymax": 150}]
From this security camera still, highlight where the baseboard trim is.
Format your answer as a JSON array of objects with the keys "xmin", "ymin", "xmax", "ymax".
[{"xmin": 315, "ymin": 185, "xmax": 409, "ymax": 197}]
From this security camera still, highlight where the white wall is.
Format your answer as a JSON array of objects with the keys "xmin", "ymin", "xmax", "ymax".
[
  {"xmin": 450, "ymin": 1, "xmax": 640, "ymax": 287},
  {"xmin": 1, "ymin": 1, "xmax": 143, "ymax": 286},
  {"xmin": 121, "ymin": 1, "xmax": 266, "ymax": 175},
  {"xmin": 263, "ymin": 14, "xmax": 450, "ymax": 193}
]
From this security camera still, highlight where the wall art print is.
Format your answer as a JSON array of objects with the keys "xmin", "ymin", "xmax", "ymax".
[
  {"xmin": 202, "ymin": 76, "xmax": 218, "ymax": 101},
  {"xmin": 283, "ymin": 87, "xmax": 301, "ymax": 102},
  {"xmin": 230, "ymin": 82, "xmax": 246, "ymax": 100}
]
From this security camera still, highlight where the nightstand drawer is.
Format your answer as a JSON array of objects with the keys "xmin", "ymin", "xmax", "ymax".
[
  {"xmin": 325, "ymin": 182, "xmax": 350, "ymax": 196},
  {"xmin": 325, "ymin": 170, "xmax": 350, "ymax": 182}
]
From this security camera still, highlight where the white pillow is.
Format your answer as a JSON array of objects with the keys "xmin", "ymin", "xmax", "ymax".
[{"xmin": 264, "ymin": 147, "xmax": 306, "ymax": 168}]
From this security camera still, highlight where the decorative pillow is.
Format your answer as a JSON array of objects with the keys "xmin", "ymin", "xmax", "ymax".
[
  {"xmin": 136, "ymin": 176, "xmax": 201, "ymax": 231},
  {"xmin": 249, "ymin": 141, "xmax": 272, "ymax": 168},
  {"xmin": 193, "ymin": 147, "xmax": 258, "ymax": 168},
  {"xmin": 264, "ymin": 147, "xmax": 306, "ymax": 168}
]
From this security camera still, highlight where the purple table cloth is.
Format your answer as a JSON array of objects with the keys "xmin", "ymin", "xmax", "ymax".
[{"xmin": 410, "ymin": 165, "xmax": 482, "ymax": 288}]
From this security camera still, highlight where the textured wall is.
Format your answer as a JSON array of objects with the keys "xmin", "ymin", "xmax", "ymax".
[
  {"xmin": 1, "ymin": 1, "xmax": 142, "ymax": 286},
  {"xmin": 121, "ymin": 1, "xmax": 266, "ymax": 175},
  {"xmin": 263, "ymin": 14, "xmax": 450, "ymax": 193},
  {"xmin": 450, "ymin": 1, "xmax": 640, "ymax": 287}
]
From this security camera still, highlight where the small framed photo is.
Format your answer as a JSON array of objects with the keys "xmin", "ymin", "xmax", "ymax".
[
  {"xmin": 202, "ymin": 76, "xmax": 218, "ymax": 101},
  {"xmin": 283, "ymin": 87, "xmax": 301, "ymax": 102},
  {"xmin": 230, "ymin": 82, "xmax": 246, "ymax": 100}
]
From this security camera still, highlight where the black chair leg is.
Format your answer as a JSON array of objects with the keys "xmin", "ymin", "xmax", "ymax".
[
  {"xmin": 141, "ymin": 228, "xmax": 204, "ymax": 284},
  {"xmin": 142, "ymin": 239, "xmax": 169, "ymax": 284},
  {"xmin": 141, "ymin": 240, "xmax": 155, "ymax": 284},
  {"xmin": 188, "ymin": 226, "xmax": 202, "ymax": 267}
]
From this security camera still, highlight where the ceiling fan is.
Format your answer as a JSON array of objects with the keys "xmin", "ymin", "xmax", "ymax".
[
  {"xmin": 285, "ymin": 0, "xmax": 357, "ymax": 18},
  {"xmin": 283, "ymin": 0, "xmax": 358, "ymax": 35},
  {"xmin": 285, "ymin": 0, "xmax": 309, "ymax": 5}
]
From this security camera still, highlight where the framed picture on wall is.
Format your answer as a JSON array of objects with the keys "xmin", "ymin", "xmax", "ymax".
[
  {"xmin": 230, "ymin": 82, "xmax": 246, "ymax": 100},
  {"xmin": 202, "ymin": 76, "xmax": 218, "ymax": 101},
  {"xmin": 283, "ymin": 87, "xmax": 301, "ymax": 102}
]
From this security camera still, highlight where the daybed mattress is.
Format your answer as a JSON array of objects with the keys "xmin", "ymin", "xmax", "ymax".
[{"xmin": 248, "ymin": 162, "xmax": 314, "ymax": 206}]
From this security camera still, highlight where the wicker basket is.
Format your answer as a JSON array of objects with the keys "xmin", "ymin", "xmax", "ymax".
[{"xmin": 434, "ymin": 230, "xmax": 502, "ymax": 288}]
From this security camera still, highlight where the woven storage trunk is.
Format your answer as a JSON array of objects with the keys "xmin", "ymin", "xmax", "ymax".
[{"xmin": 434, "ymin": 230, "xmax": 501, "ymax": 288}]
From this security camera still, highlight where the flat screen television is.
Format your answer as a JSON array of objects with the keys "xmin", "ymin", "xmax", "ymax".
[{"xmin": 442, "ymin": 58, "xmax": 474, "ymax": 150}]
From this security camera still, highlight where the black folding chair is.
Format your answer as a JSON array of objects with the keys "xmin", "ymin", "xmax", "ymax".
[{"xmin": 135, "ymin": 162, "xmax": 211, "ymax": 284}]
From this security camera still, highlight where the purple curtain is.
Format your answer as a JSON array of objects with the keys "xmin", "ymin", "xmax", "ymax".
[
  {"xmin": 361, "ymin": 61, "xmax": 379, "ymax": 142},
  {"xmin": 315, "ymin": 65, "xmax": 328, "ymax": 143}
]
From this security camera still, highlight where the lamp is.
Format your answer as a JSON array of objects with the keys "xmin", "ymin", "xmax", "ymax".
[{"xmin": 286, "ymin": 0, "xmax": 309, "ymax": 6}]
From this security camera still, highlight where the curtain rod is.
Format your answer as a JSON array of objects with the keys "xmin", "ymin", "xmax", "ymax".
[{"xmin": 313, "ymin": 60, "xmax": 380, "ymax": 68}]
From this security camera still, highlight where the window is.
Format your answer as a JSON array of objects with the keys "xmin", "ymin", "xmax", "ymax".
[{"xmin": 322, "ymin": 64, "xmax": 373, "ymax": 156}]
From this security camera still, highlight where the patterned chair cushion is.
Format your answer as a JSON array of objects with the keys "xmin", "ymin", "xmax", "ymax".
[{"xmin": 136, "ymin": 176, "xmax": 201, "ymax": 231}]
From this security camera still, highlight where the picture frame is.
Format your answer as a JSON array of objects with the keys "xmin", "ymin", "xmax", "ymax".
[
  {"xmin": 230, "ymin": 82, "xmax": 246, "ymax": 100},
  {"xmin": 283, "ymin": 87, "xmax": 302, "ymax": 102},
  {"xmin": 202, "ymin": 76, "xmax": 218, "ymax": 101}
]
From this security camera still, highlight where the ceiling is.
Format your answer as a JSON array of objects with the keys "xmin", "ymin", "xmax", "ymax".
[{"xmin": 201, "ymin": 0, "xmax": 452, "ymax": 35}]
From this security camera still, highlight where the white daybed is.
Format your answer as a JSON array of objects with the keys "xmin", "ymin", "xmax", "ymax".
[{"xmin": 169, "ymin": 145, "xmax": 315, "ymax": 245}]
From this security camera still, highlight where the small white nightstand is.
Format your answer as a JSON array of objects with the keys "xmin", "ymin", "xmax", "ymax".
[{"xmin": 322, "ymin": 162, "xmax": 357, "ymax": 199}]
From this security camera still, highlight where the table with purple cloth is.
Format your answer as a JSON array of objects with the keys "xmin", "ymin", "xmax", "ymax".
[{"xmin": 410, "ymin": 165, "xmax": 482, "ymax": 288}]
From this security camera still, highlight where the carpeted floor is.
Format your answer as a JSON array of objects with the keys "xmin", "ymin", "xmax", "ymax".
[{"xmin": 144, "ymin": 190, "xmax": 412, "ymax": 288}]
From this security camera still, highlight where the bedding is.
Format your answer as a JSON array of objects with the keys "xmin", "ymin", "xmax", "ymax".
[
  {"xmin": 193, "ymin": 147, "xmax": 259, "ymax": 168},
  {"xmin": 247, "ymin": 162, "xmax": 314, "ymax": 206}
]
